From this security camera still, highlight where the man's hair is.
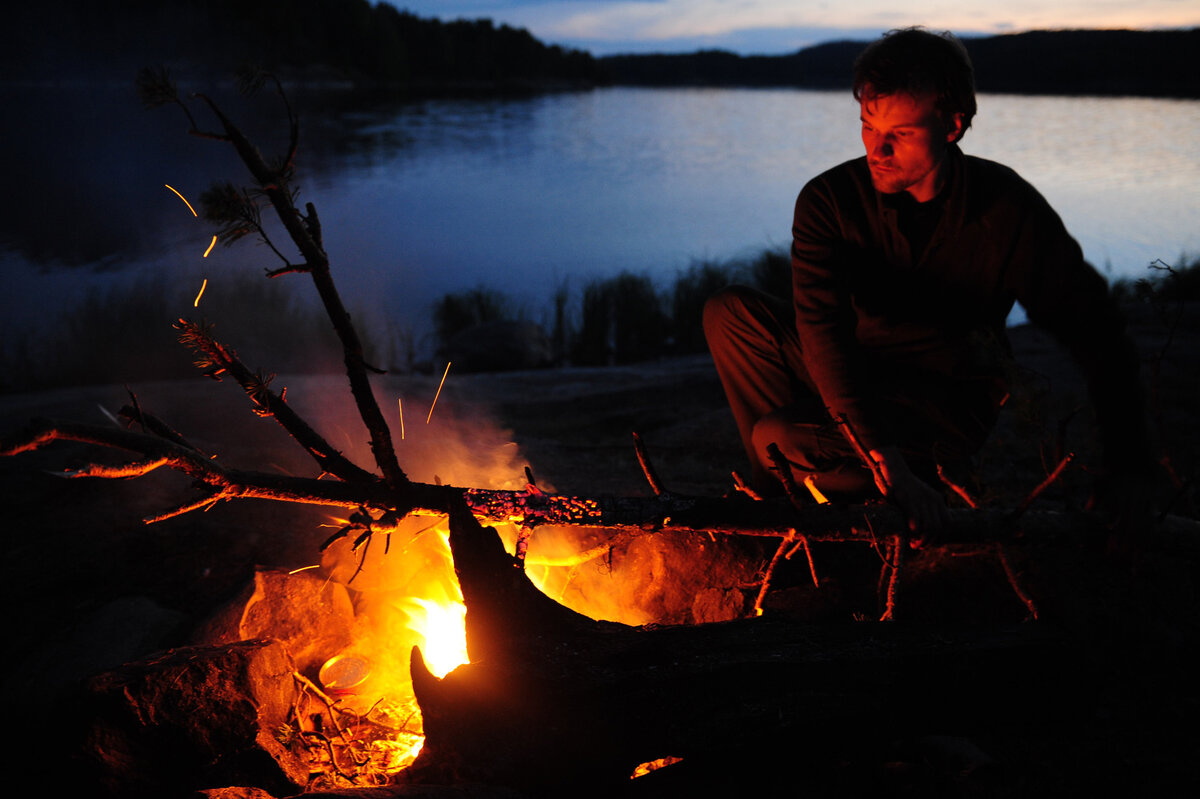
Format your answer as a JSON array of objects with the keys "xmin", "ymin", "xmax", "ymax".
[{"xmin": 853, "ymin": 27, "xmax": 976, "ymax": 139}]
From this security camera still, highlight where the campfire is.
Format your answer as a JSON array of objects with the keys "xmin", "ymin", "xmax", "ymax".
[{"xmin": 4, "ymin": 68, "xmax": 1198, "ymax": 798}]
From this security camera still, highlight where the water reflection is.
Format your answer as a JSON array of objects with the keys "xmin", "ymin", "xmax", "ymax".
[{"xmin": 2, "ymin": 85, "xmax": 1198, "ymax": 354}]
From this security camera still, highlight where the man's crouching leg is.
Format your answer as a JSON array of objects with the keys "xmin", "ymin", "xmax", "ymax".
[
  {"xmin": 751, "ymin": 407, "xmax": 877, "ymax": 500},
  {"xmin": 703, "ymin": 285, "xmax": 811, "ymax": 491}
]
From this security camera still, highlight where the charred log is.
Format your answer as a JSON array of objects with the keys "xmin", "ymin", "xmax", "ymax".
[{"xmin": 403, "ymin": 501, "xmax": 1085, "ymax": 794}]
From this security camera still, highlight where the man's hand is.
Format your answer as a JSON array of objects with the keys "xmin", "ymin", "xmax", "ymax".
[{"xmin": 869, "ymin": 446, "xmax": 949, "ymax": 546}]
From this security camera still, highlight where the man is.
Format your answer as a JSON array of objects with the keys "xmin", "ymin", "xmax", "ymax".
[{"xmin": 704, "ymin": 27, "xmax": 1151, "ymax": 539}]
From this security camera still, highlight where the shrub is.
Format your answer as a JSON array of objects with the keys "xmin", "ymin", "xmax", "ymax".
[
  {"xmin": 432, "ymin": 287, "xmax": 513, "ymax": 347},
  {"xmin": 670, "ymin": 261, "xmax": 740, "ymax": 353},
  {"xmin": 572, "ymin": 272, "xmax": 668, "ymax": 365},
  {"xmin": 6, "ymin": 270, "xmax": 347, "ymax": 390}
]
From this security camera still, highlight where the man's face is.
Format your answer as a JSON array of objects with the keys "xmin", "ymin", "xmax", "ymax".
[{"xmin": 860, "ymin": 91, "xmax": 963, "ymax": 203}]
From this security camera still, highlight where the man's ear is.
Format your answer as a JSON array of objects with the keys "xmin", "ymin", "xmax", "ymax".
[{"xmin": 945, "ymin": 112, "xmax": 965, "ymax": 143}]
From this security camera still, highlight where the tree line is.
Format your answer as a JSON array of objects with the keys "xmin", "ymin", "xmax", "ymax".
[
  {"xmin": 7, "ymin": 5, "xmax": 1196, "ymax": 98},
  {"xmin": 600, "ymin": 29, "xmax": 1200, "ymax": 98},
  {"xmin": 4, "ymin": 0, "xmax": 603, "ymax": 91}
]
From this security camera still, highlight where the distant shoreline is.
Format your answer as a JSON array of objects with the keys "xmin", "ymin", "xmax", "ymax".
[{"xmin": 599, "ymin": 29, "xmax": 1200, "ymax": 100}]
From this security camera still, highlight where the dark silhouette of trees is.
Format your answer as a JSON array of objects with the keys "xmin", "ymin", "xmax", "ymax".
[
  {"xmin": 3, "ymin": 0, "xmax": 604, "ymax": 91},
  {"xmin": 599, "ymin": 29, "xmax": 1200, "ymax": 98}
]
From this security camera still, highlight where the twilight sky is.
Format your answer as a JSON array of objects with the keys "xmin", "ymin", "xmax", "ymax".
[{"xmin": 385, "ymin": 0, "xmax": 1200, "ymax": 55}]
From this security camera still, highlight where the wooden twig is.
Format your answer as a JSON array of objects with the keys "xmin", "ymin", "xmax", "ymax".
[
  {"xmin": 995, "ymin": 544, "xmax": 1040, "ymax": 620},
  {"xmin": 802, "ymin": 474, "xmax": 830, "ymax": 505},
  {"xmin": 1012, "ymin": 451, "xmax": 1076, "ymax": 519},
  {"xmin": 731, "ymin": 471, "xmax": 762, "ymax": 501},
  {"xmin": 937, "ymin": 463, "xmax": 980, "ymax": 508},
  {"xmin": 62, "ymin": 457, "xmax": 170, "ymax": 480},
  {"xmin": 753, "ymin": 529, "xmax": 796, "ymax": 616},
  {"xmin": 765, "ymin": 442, "xmax": 805, "ymax": 509},
  {"xmin": 143, "ymin": 492, "xmax": 225, "ymax": 524},
  {"xmin": 785, "ymin": 535, "xmax": 819, "ymax": 587},
  {"xmin": 880, "ymin": 534, "xmax": 905, "ymax": 621},
  {"xmin": 632, "ymin": 431, "xmax": 665, "ymax": 496},
  {"xmin": 175, "ymin": 319, "xmax": 378, "ymax": 484},
  {"xmin": 833, "ymin": 414, "xmax": 888, "ymax": 494},
  {"xmin": 119, "ymin": 403, "xmax": 200, "ymax": 453}
]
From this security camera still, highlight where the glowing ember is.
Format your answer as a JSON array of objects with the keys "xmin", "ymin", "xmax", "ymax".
[{"xmin": 631, "ymin": 756, "xmax": 684, "ymax": 779}]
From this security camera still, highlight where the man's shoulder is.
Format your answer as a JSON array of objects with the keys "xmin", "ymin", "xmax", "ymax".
[
  {"xmin": 959, "ymin": 152, "xmax": 1043, "ymax": 200},
  {"xmin": 806, "ymin": 156, "xmax": 870, "ymax": 188},
  {"xmin": 799, "ymin": 156, "xmax": 872, "ymax": 206}
]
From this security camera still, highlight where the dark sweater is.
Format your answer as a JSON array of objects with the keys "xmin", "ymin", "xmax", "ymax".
[{"xmin": 790, "ymin": 144, "xmax": 1148, "ymax": 468}]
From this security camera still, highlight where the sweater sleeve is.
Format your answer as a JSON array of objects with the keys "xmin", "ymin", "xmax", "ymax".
[
  {"xmin": 790, "ymin": 175, "xmax": 890, "ymax": 452},
  {"xmin": 1004, "ymin": 185, "xmax": 1152, "ymax": 473}
]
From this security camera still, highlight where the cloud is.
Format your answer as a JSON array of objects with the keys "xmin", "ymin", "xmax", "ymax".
[{"xmin": 388, "ymin": 0, "xmax": 1200, "ymax": 56}]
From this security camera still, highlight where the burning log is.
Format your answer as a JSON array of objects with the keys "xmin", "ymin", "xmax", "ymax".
[{"xmin": 400, "ymin": 501, "xmax": 1083, "ymax": 793}]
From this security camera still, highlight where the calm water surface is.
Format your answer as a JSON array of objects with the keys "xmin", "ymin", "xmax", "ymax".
[{"xmin": 3, "ymin": 86, "xmax": 1198, "ymax": 350}]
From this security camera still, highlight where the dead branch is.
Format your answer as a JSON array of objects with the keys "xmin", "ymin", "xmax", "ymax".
[
  {"xmin": 7, "ymin": 417, "xmax": 1198, "ymax": 551},
  {"xmin": 184, "ymin": 90, "xmax": 405, "ymax": 488},
  {"xmin": 174, "ymin": 319, "xmax": 378, "ymax": 483},
  {"xmin": 631, "ymin": 431, "xmax": 665, "ymax": 495}
]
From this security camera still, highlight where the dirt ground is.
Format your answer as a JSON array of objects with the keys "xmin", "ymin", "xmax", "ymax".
[{"xmin": 1, "ymin": 302, "xmax": 1198, "ymax": 795}]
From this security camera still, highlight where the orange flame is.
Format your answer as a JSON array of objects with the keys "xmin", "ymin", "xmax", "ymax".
[{"xmin": 399, "ymin": 596, "xmax": 468, "ymax": 678}]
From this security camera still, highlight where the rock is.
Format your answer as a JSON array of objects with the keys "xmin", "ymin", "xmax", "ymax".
[
  {"xmin": 82, "ymin": 639, "xmax": 308, "ymax": 798},
  {"xmin": 438, "ymin": 321, "xmax": 555, "ymax": 373},
  {"xmin": 192, "ymin": 569, "xmax": 355, "ymax": 676},
  {"xmin": 197, "ymin": 788, "xmax": 281, "ymax": 799}
]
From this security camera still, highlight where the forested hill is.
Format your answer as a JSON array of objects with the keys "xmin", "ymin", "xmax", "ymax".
[
  {"xmin": 3, "ymin": 0, "xmax": 603, "ymax": 91},
  {"xmin": 6, "ymin": 4, "xmax": 1196, "ymax": 99},
  {"xmin": 601, "ymin": 29, "xmax": 1200, "ymax": 98}
]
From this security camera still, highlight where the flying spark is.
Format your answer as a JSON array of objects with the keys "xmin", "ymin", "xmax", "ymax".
[
  {"xmin": 203, "ymin": 234, "xmax": 217, "ymax": 258},
  {"xmin": 427, "ymin": 362, "xmax": 451, "ymax": 424},
  {"xmin": 193, "ymin": 278, "xmax": 208, "ymax": 307},
  {"xmin": 398, "ymin": 397, "xmax": 406, "ymax": 440},
  {"xmin": 288, "ymin": 565, "xmax": 321, "ymax": 575},
  {"xmin": 164, "ymin": 184, "xmax": 198, "ymax": 217}
]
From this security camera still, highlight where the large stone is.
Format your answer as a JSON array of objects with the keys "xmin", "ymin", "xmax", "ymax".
[
  {"xmin": 192, "ymin": 568, "xmax": 355, "ymax": 676},
  {"xmin": 82, "ymin": 639, "xmax": 308, "ymax": 798}
]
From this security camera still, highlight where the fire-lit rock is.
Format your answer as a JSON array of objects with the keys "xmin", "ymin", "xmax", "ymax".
[
  {"xmin": 81, "ymin": 639, "xmax": 308, "ymax": 798},
  {"xmin": 191, "ymin": 568, "xmax": 356, "ymax": 676}
]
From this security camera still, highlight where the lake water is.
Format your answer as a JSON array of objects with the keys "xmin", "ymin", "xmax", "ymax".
[{"xmin": 3, "ymin": 85, "xmax": 1198, "ymax": 355}]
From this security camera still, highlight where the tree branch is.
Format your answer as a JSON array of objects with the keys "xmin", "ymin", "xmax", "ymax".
[
  {"xmin": 189, "ymin": 92, "xmax": 406, "ymax": 488},
  {"xmin": 174, "ymin": 319, "xmax": 379, "ymax": 484},
  {"xmin": 9, "ymin": 418, "xmax": 1196, "ymax": 551}
]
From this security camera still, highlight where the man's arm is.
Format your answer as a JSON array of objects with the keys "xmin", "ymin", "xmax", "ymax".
[
  {"xmin": 868, "ymin": 445, "xmax": 949, "ymax": 544},
  {"xmin": 791, "ymin": 168, "xmax": 951, "ymax": 538}
]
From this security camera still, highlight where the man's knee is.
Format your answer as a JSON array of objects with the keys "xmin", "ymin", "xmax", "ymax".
[
  {"xmin": 752, "ymin": 412, "xmax": 821, "ymax": 473},
  {"xmin": 702, "ymin": 284, "xmax": 754, "ymax": 342}
]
